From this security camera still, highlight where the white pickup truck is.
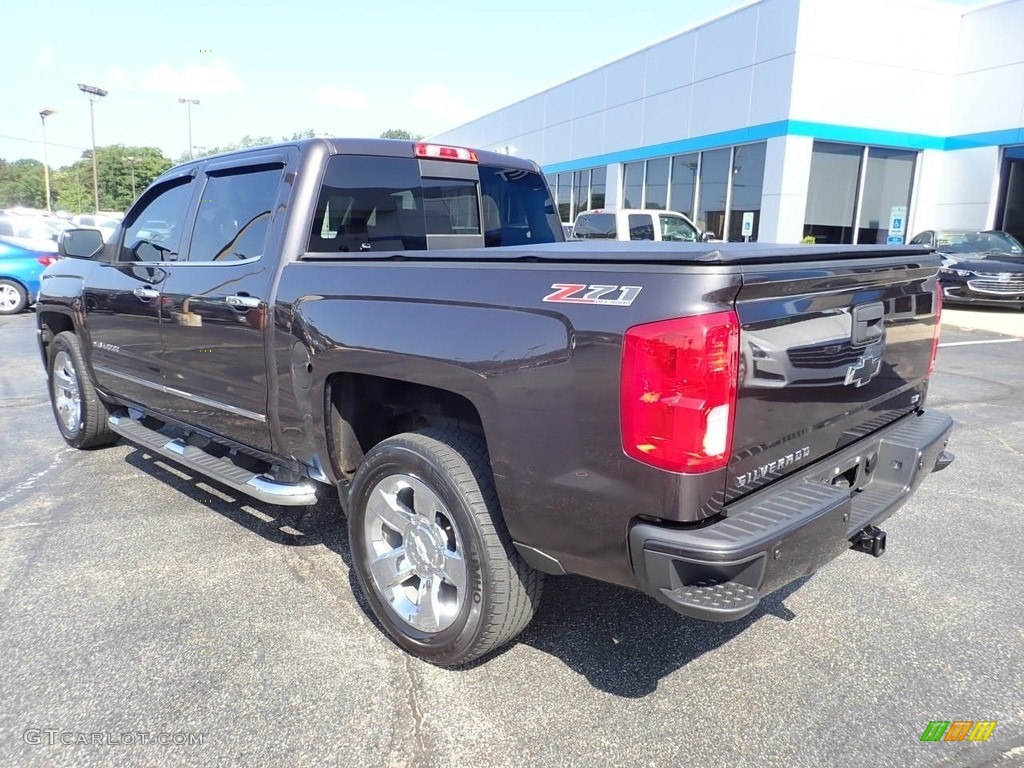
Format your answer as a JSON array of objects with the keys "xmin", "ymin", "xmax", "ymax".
[{"xmin": 571, "ymin": 208, "xmax": 713, "ymax": 242}]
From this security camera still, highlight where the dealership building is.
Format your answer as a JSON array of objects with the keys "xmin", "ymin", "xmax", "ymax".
[{"xmin": 434, "ymin": 0, "xmax": 1024, "ymax": 245}]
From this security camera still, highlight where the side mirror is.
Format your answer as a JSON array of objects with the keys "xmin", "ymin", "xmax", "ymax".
[
  {"xmin": 59, "ymin": 228, "xmax": 105, "ymax": 259},
  {"xmin": 701, "ymin": 231, "xmax": 715, "ymax": 242}
]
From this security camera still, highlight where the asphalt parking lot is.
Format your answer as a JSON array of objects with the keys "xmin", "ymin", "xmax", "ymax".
[{"xmin": 0, "ymin": 310, "xmax": 1021, "ymax": 768}]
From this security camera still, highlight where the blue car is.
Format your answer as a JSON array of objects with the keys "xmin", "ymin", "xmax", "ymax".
[{"xmin": 0, "ymin": 237, "xmax": 58, "ymax": 315}]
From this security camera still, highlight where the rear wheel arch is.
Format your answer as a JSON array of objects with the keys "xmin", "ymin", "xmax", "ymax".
[{"xmin": 325, "ymin": 371, "xmax": 489, "ymax": 482}]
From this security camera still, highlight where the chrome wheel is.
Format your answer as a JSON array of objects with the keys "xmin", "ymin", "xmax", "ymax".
[
  {"xmin": 0, "ymin": 283, "xmax": 22, "ymax": 313},
  {"xmin": 362, "ymin": 473, "xmax": 467, "ymax": 633},
  {"xmin": 52, "ymin": 350, "xmax": 82, "ymax": 435}
]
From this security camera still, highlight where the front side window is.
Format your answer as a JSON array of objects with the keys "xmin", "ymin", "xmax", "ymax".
[
  {"xmin": 187, "ymin": 167, "xmax": 280, "ymax": 262},
  {"xmin": 119, "ymin": 179, "xmax": 194, "ymax": 262},
  {"xmin": 659, "ymin": 214, "xmax": 700, "ymax": 242}
]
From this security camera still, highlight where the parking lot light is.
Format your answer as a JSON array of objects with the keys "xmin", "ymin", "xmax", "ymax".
[
  {"xmin": 77, "ymin": 83, "xmax": 108, "ymax": 213},
  {"xmin": 39, "ymin": 108, "xmax": 56, "ymax": 213}
]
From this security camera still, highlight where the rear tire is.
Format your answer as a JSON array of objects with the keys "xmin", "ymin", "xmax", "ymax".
[
  {"xmin": 48, "ymin": 331, "xmax": 117, "ymax": 449},
  {"xmin": 348, "ymin": 427, "xmax": 543, "ymax": 666},
  {"xmin": 0, "ymin": 279, "xmax": 27, "ymax": 315}
]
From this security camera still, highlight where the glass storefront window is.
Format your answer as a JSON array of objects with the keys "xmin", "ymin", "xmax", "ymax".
[
  {"xmin": 556, "ymin": 172, "xmax": 572, "ymax": 223},
  {"xmin": 698, "ymin": 148, "xmax": 730, "ymax": 239},
  {"xmin": 644, "ymin": 158, "xmax": 669, "ymax": 210},
  {"xmin": 804, "ymin": 142, "xmax": 863, "ymax": 245},
  {"xmin": 728, "ymin": 143, "xmax": 766, "ymax": 242},
  {"xmin": 857, "ymin": 148, "xmax": 916, "ymax": 244},
  {"xmin": 573, "ymin": 170, "xmax": 590, "ymax": 220},
  {"xmin": 590, "ymin": 167, "xmax": 606, "ymax": 210},
  {"xmin": 623, "ymin": 162, "xmax": 644, "ymax": 209},
  {"xmin": 669, "ymin": 154, "xmax": 698, "ymax": 217}
]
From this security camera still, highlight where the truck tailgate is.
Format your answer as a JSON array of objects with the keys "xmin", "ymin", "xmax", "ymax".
[{"xmin": 727, "ymin": 256, "xmax": 941, "ymax": 502}]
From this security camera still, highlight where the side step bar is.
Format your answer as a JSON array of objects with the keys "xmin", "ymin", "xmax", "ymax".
[{"xmin": 108, "ymin": 415, "xmax": 318, "ymax": 506}]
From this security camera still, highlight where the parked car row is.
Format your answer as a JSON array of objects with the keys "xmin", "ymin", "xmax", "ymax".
[
  {"xmin": 0, "ymin": 238, "xmax": 58, "ymax": 315},
  {"xmin": 910, "ymin": 229, "xmax": 1024, "ymax": 310}
]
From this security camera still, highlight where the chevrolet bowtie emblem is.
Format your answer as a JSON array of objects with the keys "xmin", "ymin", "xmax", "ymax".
[{"xmin": 845, "ymin": 355, "xmax": 882, "ymax": 387}]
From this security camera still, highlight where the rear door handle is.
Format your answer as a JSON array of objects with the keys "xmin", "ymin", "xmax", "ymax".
[
  {"xmin": 225, "ymin": 294, "xmax": 261, "ymax": 309},
  {"xmin": 133, "ymin": 287, "xmax": 160, "ymax": 300}
]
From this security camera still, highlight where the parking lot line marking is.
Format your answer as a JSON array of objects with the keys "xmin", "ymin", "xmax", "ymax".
[{"xmin": 938, "ymin": 339, "xmax": 1022, "ymax": 348}]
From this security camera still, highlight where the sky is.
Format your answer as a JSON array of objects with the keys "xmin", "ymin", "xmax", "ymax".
[{"xmin": 1, "ymin": 0, "xmax": 986, "ymax": 169}]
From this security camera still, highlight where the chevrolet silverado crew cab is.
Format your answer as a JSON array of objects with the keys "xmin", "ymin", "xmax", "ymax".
[{"xmin": 38, "ymin": 138, "xmax": 954, "ymax": 666}]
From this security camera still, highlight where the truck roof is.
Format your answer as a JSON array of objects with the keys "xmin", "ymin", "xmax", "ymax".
[{"xmin": 161, "ymin": 137, "xmax": 541, "ymax": 176}]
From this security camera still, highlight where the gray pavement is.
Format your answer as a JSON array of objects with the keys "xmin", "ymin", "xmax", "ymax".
[{"xmin": 0, "ymin": 310, "xmax": 1021, "ymax": 768}]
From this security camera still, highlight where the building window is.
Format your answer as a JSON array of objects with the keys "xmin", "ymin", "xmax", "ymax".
[
  {"xmin": 804, "ymin": 141, "xmax": 918, "ymax": 245},
  {"xmin": 728, "ymin": 143, "xmax": 766, "ymax": 242},
  {"xmin": 623, "ymin": 162, "xmax": 644, "ymax": 209},
  {"xmin": 698, "ymin": 148, "xmax": 730, "ymax": 240},
  {"xmin": 804, "ymin": 142, "xmax": 863, "ymax": 245},
  {"xmin": 857, "ymin": 148, "xmax": 916, "ymax": 244},
  {"xmin": 644, "ymin": 157, "xmax": 670, "ymax": 210},
  {"xmin": 997, "ymin": 145, "xmax": 1024, "ymax": 243},
  {"xmin": 669, "ymin": 154, "xmax": 698, "ymax": 218},
  {"xmin": 573, "ymin": 170, "xmax": 590, "ymax": 220},
  {"xmin": 556, "ymin": 172, "xmax": 572, "ymax": 223},
  {"xmin": 590, "ymin": 167, "xmax": 606, "ymax": 210}
]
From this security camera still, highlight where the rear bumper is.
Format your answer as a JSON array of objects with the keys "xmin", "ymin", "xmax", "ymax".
[{"xmin": 629, "ymin": 410, "xmax": 954, "ymax": 622}]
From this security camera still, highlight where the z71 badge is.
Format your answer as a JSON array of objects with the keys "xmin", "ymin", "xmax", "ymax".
[{"xmin": 542, "ymin": 283, "xmax": 642, "ymax": 307}]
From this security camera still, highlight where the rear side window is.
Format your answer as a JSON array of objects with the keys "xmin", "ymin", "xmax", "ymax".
[
  {"xmin": 573, "ymin": 213, "xmax": 617, "ymax": 239},
  {"xmin": 478, "ymin": 165, "xmax": 560, "ymax": 247},
  {"xmin": 629, "ymin": 214, "xmax": 655, "ymax": 240},
  {"xmin": 308, "ymin": 155, "xmax": 560, "ymax": 252},
  {"xmin": 187, "ymin": 167, "xmax": 281, "ymax": 262}
]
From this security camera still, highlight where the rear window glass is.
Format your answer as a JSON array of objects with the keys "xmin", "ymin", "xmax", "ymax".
[
  {"xmin": 308, "ymin": 155, "xmax": 560, "ymax": 252},
  {"xmin": 573, "ymin": 213, "xmax": 617, "ymax": 239}
]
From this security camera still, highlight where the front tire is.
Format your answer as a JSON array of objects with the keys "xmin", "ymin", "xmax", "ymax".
[
  {"xmin": 348, "ymin": 427, "xmax": 543, "ymax": 666},
  {"xmin": 0, "ymin": 279, "xmax": 27, "ymax": 315},
  {"xmin": 48, "ymin": 331, "xmax": 117, "ymax": 449}
]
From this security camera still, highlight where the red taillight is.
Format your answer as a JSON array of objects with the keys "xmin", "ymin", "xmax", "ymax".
[
  {"xmin": 621, "ymin": 311, "xmax": 740, "ymax": 474},
  {"xmin": 36, "ymin": 256, "xmax": 58, "ymax": 266},
  {"xmin": 414, "ymin": 143, "xmax": 479, "ymax": 163},
  {"xmin": 929, "ymin": 286, "xmax": 943, "ymax": 376}
]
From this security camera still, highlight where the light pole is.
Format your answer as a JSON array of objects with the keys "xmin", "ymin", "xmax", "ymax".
[
  {"xmin": 77, "ymin": 83, "xmax": 108, "ymax": 212},
  {"xmin": 178, "ymin": 98, "xmax": 199, "ymax": 159},
  {"xmin": 124, "ymin": 155, "xmax": 137, "ymax": 199},
  {"xmin": 39, "ymin": 108, "xmax": 55, "ymax": 213}
]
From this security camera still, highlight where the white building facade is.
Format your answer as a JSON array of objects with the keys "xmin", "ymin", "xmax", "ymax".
[{"xmin": 433, "ymin": 0, "xmax": 1024, "ymax": 245}]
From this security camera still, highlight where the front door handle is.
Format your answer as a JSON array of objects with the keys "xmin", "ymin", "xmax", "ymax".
[
  {"xmin": 133, "ymin": 287, "xmax": 160, "ymax": 300},
  {"xmin": 225, "ymin": 294, "xmax": 261, "ymax": 309}
]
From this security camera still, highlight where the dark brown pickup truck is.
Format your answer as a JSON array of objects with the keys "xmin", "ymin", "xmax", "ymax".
[{"xmin": 37, "ymin": 138, "xmax": 954, "ymax": 665}]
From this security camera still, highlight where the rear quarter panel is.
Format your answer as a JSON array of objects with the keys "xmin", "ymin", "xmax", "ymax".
[{"xmin": 274, "ymin": 260, "xmax": 741, "ymax": 586}]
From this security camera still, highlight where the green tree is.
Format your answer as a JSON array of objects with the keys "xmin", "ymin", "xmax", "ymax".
[
  {"xmin": 0, "ymin": 159, "xmax": 47, "ymax": 209},
  {"xmin": 50, "ymin": 146, "xmax": 173, "ymax": 214},
  {"xmin": 183, "ymin": 130, "xmax": 320, "ymax": 163},
  {"xmin": 379, "ymin": 128, "xmax": 424, "ymax": 140}
]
